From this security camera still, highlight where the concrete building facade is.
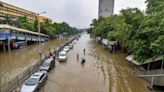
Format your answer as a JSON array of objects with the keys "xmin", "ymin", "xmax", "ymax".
[
  {"xmin": 0, "ymin": 1, "xmax": 36, "ymax": 22},
  {"xmin": 39, "ymin": 16, "xmax": 52, "ymax": 24},
  {"xmin": 0, "ymin": 1, "xmax": 52, "ymax": 23},
  {"xmin": 98, "ymin": 0, "xmax": 114, "ymax": 17}
]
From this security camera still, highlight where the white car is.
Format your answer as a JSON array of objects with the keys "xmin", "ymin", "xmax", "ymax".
[
  {"xmin": 72, "ymin": 41, "xmax": 76, "ymax": 44},
  {"xmin": 68, "ymin": 44, "xmax": 73, "ymax": 49},
  {"xmin": 63, "ymin": 46, "xmax": 70, "ymax": 52},
  {"xmin": 58, "ymin": 51, "xmax": 67, "ymax": 61},
  {"xmin": 40, "ymin": 57, "xmax": 55, "ymax": 71},
  {"xmin": 21, "ymin": 71, "xmax": 48, "ymax": 92}
]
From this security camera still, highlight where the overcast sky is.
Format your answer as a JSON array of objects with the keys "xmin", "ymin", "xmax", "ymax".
[{"xmin": 1, "ymin": 0, "xmax": 146, "ymax": 28}]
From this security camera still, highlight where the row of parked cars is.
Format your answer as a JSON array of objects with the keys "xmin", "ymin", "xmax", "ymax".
[
  {"xmin": 20, "ymin": 58, "xmax": 55, "ymax": 92},
  {"xmin": 20, "ymin": 37, "xmax": 77, "ymax": 92},
  {"xmin": 58, "ymin": 43, "xmax": 73, "ymax": 61}
]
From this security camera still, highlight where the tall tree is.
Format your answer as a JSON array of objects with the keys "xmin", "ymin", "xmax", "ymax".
[{"xmin": 15, "ymin": 16, "xmax": 35, "ymax": 31}]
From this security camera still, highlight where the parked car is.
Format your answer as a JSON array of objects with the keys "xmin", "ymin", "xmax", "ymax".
[
  {"xmin": 76, "ymin": 35, "xmax": 81, "ymax": 40},
  {"xmin": 72, "ymin": 40, "xmax": 76, "ymax": 44},
  {"xmin": 63, "ymin": 46, "xmax": 70, "ymax": 52},
  {"xmin": 21, "ymin": 71, "xmax": 48, "ymax": 92},
  {"xmin": 58, "ymin": 51, "xmax": 67, "ymax": 61},
  {"xmin": 40, "ymin": 57, "xmax": 55, "ymax": 71},
  {"xmin": 69, "ymin": 44, "xmax": 73, "ymax": 49}
]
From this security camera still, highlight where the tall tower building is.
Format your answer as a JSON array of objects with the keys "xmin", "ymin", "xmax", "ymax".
[{"xmin": 98, "ymin": 0, "xmax": 114, "ymax": 17}]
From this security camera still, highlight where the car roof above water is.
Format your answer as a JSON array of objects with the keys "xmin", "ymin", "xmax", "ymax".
[
  {"xmin": 31, "ymin": 71, "xmax": 47, "ymax": 78},
  {"xmin": 44, "ymin": 57, "xmax": 54, "ymax": 63},
  {"xmin": 64, "ymin": 46, "xmax": 69, "ymax": 48},
  {"xmin": 60, "ymin": 51, "xmax": 66, "ymax": 54}
]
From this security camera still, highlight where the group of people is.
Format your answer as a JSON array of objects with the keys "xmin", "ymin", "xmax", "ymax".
[
  {"xmin": 77, "ymin": 48, "xmax": 86, "ymax": 64},
  {"xmin": 44, "ymin": 48, "xmax": 57, "ymax": 60},
  {"xmin": 46, "ymin": 48, "xmax": 86, "ymax": 64}
]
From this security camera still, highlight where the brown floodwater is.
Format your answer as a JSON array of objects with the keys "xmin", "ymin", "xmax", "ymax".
[
  {"xmin": 0, "ymin": 38, "xmax": 68, "ymax": 85},
  {"xmin": 39, "ymin": 34, "xmax": 152, "ymax": 92}
]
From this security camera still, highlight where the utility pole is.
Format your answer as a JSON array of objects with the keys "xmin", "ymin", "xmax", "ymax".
[{"xmin": 37, "ymin": 11, "xmax": 46, "ymax": 62}]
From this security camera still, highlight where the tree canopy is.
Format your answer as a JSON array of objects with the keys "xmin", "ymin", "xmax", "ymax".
[
  {"xmin": 1, "ymin": 15, "xmax": 76, "ymax": 37},
  {"xmin": 89, "ymin": 1, "xmax": 164, "ymax": 62}
]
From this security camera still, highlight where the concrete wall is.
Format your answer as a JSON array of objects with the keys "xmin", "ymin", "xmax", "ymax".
[{"xmin": 99, "ymin": 0, "xmax": 114, "ymax": 17}]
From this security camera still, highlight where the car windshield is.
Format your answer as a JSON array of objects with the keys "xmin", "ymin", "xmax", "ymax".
[
  {"xmin": 59, "ymin": 53, "xmax": 65, "ymax": 56},
  {"xmin": 25, "ymin": 78, "xmax": 38, "ymax": 86},
  {"xmin": 42, "ymin": 62, "xmax": 50, "ymax": 67},
  {"xmin": 64, "ymin": 47, "xmax": 68, "ymax": 49}
]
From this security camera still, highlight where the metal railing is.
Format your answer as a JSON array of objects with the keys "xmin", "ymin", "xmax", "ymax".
[
  {"xmin": 0, "ymin": 60, "xmax": 43, "ymax": 92},
  {"xmin": 138, "ymin": 74, "xmax": 164, "ymax": 89}
]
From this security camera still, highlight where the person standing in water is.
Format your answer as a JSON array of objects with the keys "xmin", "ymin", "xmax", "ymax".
[
  {"xmin": 81, "ymin": 57, "xmax": 86, "ymax": 64},
  {"xmin": 83, "ymin": 49, "xmax": 85, "ymax": 55},
  {"xmin": 77, "ymin": 53, "xmax": 79, "ymax": 61}
]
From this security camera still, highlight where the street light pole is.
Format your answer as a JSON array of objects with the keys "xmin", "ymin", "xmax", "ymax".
[{"xmin": 37, "ymin": 11, "xmax": 46, "ymax": 62}]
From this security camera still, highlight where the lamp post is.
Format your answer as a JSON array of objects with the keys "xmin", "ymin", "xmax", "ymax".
[{"xmin": 37, "ymin": 11, "xmax": 46, "ymax": 62}]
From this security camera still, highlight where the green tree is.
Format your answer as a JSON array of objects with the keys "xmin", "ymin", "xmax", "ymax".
[
  {"xmin": 89, "ymin": 5, "xmax": 164, "ymax": 62},
  {"xmin": 1, "ymin": 15, "xmax": 15, "ymax": 25},
  {"xmin": 15, "ymin": 16, "xmax": 35, "ymax": 31},
  {"xmin": 1, "ymin": 15, "xmax": 76, "ymax": 38}
]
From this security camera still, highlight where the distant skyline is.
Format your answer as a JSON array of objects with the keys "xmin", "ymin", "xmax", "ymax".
[{"xmin": 1, "ymin": 0, "xmax": 146, "ymax": 28}]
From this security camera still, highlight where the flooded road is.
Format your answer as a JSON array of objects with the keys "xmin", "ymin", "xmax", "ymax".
[
  {"xmin": 39, "ymin": 34, "xmax": 151, "ymax": 92},
  {"xmin": 0, "ymin": 38, "xmax": 68, "ymax": 85}
]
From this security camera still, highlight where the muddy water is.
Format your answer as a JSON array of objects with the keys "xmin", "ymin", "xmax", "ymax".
[
  {"xmin": 0, "ymin": 38, "xmax": 68, "ymax": 85},
  {"xmin": 39, "ymin": 34, "xmax": 150, "ymax": 92}
]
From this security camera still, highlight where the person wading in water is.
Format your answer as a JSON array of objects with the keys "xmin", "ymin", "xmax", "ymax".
[
  {"xmin": 77, "ymin": 53, "xmax": 79, "ymax": 61},
  {"xmin": 83, "ymin": 48, "xmax": 85, "ymax": 55},
  {"xmin": 81, "ymin": 57, "xmax": 86, "ymax": 64}
]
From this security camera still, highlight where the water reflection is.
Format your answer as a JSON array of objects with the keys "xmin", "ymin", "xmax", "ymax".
[
  {"xmin": 0, "ymin": 38, "xmax": 68, "ymax": 85},
  {"xmin": 39, "ymin": 34, "xmax": 150, "ymax": 92},
  {"xmin": 90, "ymin": 39, "xmax": 150, "ymax": 92}
]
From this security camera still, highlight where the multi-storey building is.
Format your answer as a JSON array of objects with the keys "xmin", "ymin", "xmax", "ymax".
[
  {"xmin": 0, "ymin": 1, "xmax": 37, "ymax": 22},
  {"xmin": 39, "ymin": 16, "xmax": 52, "ymax": 24},
  {"xmin": 98, "ymin": 0, "xmax": 114, "ymax": 17},
  {"xmin": 0, "ymin": 1, "xmax": 52, "ymax": 23}
]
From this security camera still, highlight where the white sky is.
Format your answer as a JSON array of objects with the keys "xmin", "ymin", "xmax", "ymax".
[{"xmin": 1, "ymin": 0, "xmax": 146, "ymax": 28}]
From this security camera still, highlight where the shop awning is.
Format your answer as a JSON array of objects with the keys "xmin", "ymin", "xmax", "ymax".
[{"xmin": 126, "ymin": 55, "xmax": 164, "ymax": 66}]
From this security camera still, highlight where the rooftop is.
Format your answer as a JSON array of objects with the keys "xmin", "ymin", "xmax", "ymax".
[
  {"xmin": 126, "ymin": 55, "xmax": 164, "ymax": 65},
  {"xmin": 0, "ymin": 24, "xmax": 49, "ymax": 37}
]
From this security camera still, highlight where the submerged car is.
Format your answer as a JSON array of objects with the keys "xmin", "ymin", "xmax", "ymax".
[
  {"xmin": 63, "ymin": 46, "xmax": 70, "ymax": 52},
  {"xmin": 58, "ymin": 51, "xmax": 67, "ymax": 61},
  {"xmin": 21, "ymin": 71, "xmax": 48, "ymax": 92},
  {"xmin": 40, "ymin": 57, "xmax": 55, "ymax": 71}
]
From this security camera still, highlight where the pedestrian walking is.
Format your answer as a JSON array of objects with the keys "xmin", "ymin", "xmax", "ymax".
[
  {"xmin": 49, "ymin": 52, "xmax": 52, "ymax": 56},
  {"xmin": 77, "ymin": 53, "xmax": 79, "ymax": 61},
  {"xmin": 83, "ymin": 48, "xmax": 85, "ymax": 55}
]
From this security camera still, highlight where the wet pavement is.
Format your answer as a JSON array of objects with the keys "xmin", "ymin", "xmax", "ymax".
[
  {"xmin": 39, "ymin": 34, "xmax": 154, "ymax": 92},
  {"xmin": 0, "ymin": 38, "xmax": 68, "ymax": 85}
]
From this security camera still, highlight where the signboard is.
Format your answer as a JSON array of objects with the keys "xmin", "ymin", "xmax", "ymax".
[{"xmin": 0, "ymin": 32, "xmax": 12, "ymax": 39}]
